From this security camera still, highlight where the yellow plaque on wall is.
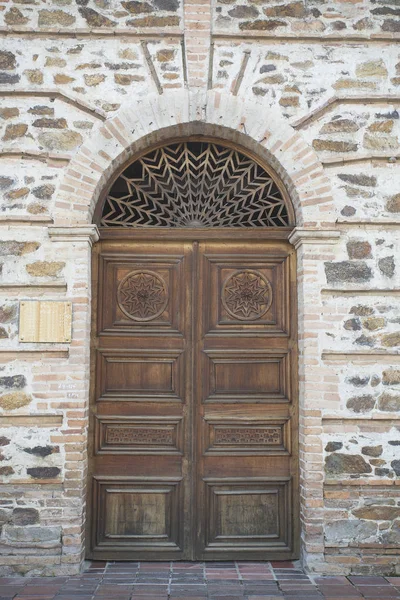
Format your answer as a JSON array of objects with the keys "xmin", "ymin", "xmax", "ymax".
[{"xmin": 19, "ymin": 301, "xmax": 72, "ymax": 343}]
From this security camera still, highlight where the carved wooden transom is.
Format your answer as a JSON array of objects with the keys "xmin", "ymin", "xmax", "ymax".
[{"xmin": 100, "ymin": 141, "xmax": 290, "ymax": 228}]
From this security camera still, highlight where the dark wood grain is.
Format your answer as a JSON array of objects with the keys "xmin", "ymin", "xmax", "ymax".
[{"xmin": 87, "ymin": 237, "xmax": 298, "ymax": 561}]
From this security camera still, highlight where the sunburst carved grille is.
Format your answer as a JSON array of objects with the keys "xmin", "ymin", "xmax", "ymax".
[{"xmin": 100, "ymin": 141, "xmax": 290, "ymax": 228}]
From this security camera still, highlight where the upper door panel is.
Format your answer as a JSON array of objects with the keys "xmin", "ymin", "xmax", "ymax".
[
  {"xmin": 97, "ymin": 243, "xmax": 189, "ymax": 336},
  {"xmin": 201, "ymin": 248, "xmax": 291, "ymax": 337}
]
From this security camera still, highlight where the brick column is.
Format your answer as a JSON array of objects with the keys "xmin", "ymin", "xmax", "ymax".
[
  {"xmin": 289, "ymin": 228, "xmax": 340, "ymax": 573},
  {"xmin": 48, "ymin": 225, "xmax": 99, "ymax": 573},
  {"xmin": 183, "ymin": 0, "xmax": 212, "ymax": 89}
]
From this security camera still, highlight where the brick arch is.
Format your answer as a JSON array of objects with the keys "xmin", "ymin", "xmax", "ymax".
[{"xmin": 54, "ymin": 90, "xmax": 334, "ymax": 227}]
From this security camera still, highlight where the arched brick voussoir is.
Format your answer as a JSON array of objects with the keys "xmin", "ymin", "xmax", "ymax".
[
  {"xmin": 54, "ymin": 90, "xmax": 334, "ymax": 228},
  {"xmin": 205, "ymin": 91, "xmax": 335, "ymax": 226}
]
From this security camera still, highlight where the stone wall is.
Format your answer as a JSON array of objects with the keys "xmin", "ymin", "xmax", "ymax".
[{"xmin": 0, "ymin": 0, "xmax": 398, "ymax": 576}]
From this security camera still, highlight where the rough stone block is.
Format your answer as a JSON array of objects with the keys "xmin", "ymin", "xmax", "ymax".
[
  {"xmin": 325, "ymin": 262, "xmax": 372, "ymax": 284},
  {"xmin": 2, "ymin": 525, "xmax": 61, "ymax": 545},
  {"xmin": 325, "ymin": 520, "xmax": 377, "ymax": 544},
  {"xmin": 11, "ymin": 509, "xmax": 39, "ymax": 526},
  {"xmin": 325, "ymin": 453, "xmax": 372, "ymax": 475}
]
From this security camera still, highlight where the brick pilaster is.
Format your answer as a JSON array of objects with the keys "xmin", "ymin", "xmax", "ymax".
[
  {"xmin": 289, "ymin": 228, "xmax": 341, "ymax": 573},
  {"xmin": 183, "ymin": 0, "xmax": 212, "ymax": 90}
]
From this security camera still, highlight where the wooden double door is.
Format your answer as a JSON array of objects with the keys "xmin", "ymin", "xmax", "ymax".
[{"xmin": 88, "ymin": 236, "xmax": 298, "ymax": 561}]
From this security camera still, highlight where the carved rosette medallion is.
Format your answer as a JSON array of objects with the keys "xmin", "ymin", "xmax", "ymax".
[
  {"xmin": 117, "ymin": 270, "xmax": 168, "ymax": 322},
  {"xmin": 222, "ymin": 270, "xmax": 273, "ymax": 321}
]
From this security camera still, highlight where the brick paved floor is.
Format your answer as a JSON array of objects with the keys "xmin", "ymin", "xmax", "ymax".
[{"xmin": 0, "ymin": 562, "xmax": 399, "ymax": 600}]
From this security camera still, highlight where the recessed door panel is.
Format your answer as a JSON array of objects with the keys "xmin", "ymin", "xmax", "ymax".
[
  {"xmin": 93, "ymin": 478, "xmax": 182, "ymax": 552},
  {"xmin": 203, "ymin": 350, "xmax": 291, "ymax": 402},
  {"xmin": 202, "ymin": 254, "xmax": 290, "ymax": 335},
  {"xmin": 97, "ymin": 350, "xmax": 184, "ymax": 402},
  {"xmin": 99, "ymin": 253, "xmax": 185, "ymax": 334},
  {"xmin": 204, "ymin": 480, "xmax": 291, "ymax": 552}
]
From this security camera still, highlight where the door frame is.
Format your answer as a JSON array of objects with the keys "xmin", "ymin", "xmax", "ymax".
[{"xmin": 86, "ymin": 227, "xmax": 299, "ymax": 560}]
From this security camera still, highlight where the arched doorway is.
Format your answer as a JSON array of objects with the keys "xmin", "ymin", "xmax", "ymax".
[{"xmin": 87, "ymin": 138, "xmax": 299, "ymax": 561}]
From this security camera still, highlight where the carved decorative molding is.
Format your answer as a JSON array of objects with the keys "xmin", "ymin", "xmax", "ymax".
[
  {"xmin": 106, "ymin": 426, "xmax": 174, "ymax": 446},
  {"xmin": 214, "ymin": 427, "xmax": 282, "ymax": 446},
  {"xmin": 48, "ymin": 225, "xmax": 99, "ymax": 246},
  {"xmin": 222, "ymin": 270, "xmax": 273, "ymax": 321},
  {"xmin": 289, "ymin": 228, "xmax": 340, "ymax": 249},
  {"xmin": 117, "ymin": 270, "xmax": 169, "ymax": 322}
]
